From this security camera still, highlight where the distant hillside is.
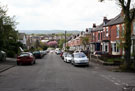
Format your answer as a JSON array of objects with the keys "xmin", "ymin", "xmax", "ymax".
[{"xmin": 19, "ymin": 30, "xmax": 81, "ymax": 34}]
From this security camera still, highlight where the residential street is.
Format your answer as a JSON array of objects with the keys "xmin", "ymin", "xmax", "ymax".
[{"xmin": 0, "ymin": 52, "xmax": 135, "ymax": 91}]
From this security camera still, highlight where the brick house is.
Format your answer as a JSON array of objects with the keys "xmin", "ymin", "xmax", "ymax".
[
  {"xmin": 131, "ymin": 17, "xmax": 135, "ymax": 56},
  {"xmin": 90, "ymin": 17, "xmax": 110, "ymax": 53},
  {"xmin": 102, "ymin": 12, "xmax": 135, "ymax": 56},
  {"xmin": 67, "ymin": 29, "xmax": 92, "ymax": 51},
  {"xmin": 91, "ymin": 23, "xmax": 103, "ymax": 52}
]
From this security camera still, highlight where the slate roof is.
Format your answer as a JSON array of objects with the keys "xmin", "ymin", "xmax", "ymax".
[
  {"xmin": 104, "ymin": 13, "xmax": 124, "ymax": 26},
  {"xmin": 91, "ymin": 23, "xmax": 103, "ymax": 32}
]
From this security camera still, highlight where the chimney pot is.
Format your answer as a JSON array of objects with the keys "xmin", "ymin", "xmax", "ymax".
[{"xmin": 93, "ymin": 23, "xmax": 96, "ymax": 28}]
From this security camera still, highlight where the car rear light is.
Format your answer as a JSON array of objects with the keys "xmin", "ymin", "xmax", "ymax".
[
  {"xmin": 27, "ymin": 56, "xmax": 33, "ymax": 59},
  {"xmin": 17, "ymin": 56, "xmax": 21, "ymax": 59}
]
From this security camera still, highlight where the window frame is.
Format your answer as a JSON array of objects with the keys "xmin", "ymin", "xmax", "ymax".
[
  {"xmin": 116, "ymin": 25, "xmax": 120, "ymax": 38},
  {"xmin": 133, "ymin": 21, "xmax": 135, "ymax": 35}
]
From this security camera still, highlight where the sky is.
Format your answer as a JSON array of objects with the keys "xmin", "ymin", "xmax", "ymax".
[{"xmin": 0, "ymin": 0, "xmax": 122, "ymax": 31}]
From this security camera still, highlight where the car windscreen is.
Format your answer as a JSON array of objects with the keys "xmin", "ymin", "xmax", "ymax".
[
  {"xmin": 63, "ymin": 53, "xmax": 67, "ymax": 55},
  {"xmin": 74, "ymin": 53, "xmax": 86, "ymax": 58},
  {"xmin": 67, "ymin": 54, "xmax": 72, "ymax": 57},
  {"xmin": 20, "ymin": 53, "xmax": 29, "ymax": 57},
  {"xmin": 33, "ymin": 51, "xmax": 40, "ymax": 54}
]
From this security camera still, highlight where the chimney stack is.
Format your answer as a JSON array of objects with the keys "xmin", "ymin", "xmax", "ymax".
[
  {"xmin": 93, "ymin": 23, "xmax": 96, "ymax": 28},
  {"xmin": 86, "ymin": 28, "xmax": 88, "ymax": 32},
  {"xmin": 103, "ymin": 17, "xmax": 108, "ymax": 25}
]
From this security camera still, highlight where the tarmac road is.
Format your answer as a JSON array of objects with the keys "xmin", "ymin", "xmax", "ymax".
[{"xmin": 0, "ymin": 51, "xmax": 134, "ymax": 91}]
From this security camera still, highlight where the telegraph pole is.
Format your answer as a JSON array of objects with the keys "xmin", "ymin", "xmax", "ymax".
[{"xmin": 65, "ymin": 31, "xmax": 67, "ymax": 51}]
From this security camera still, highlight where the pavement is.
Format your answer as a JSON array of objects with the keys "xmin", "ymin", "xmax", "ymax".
[{"xmin": 0, "ymin": 58, "xmax": 16, "ymax": 73}]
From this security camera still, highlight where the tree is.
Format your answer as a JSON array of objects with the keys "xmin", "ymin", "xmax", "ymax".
[
  {"xmin": 58, "ymin": 39, "xmax": 65, "ymax": 49},
  {"xmin": 0, "ymin": 4, "xmax": 19, "ymax": 57},
  {"xmin": 99, "ymin": 0, "xmax": 135, "ymax": 69},
  {"xmin": 81, "ymin": 36, "xmax": 89, "ymax": 50}
]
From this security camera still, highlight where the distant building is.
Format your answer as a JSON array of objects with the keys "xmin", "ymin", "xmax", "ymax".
[{"xmin": 18, "ymin": 33, "xmax": 27, "ymax": 48}]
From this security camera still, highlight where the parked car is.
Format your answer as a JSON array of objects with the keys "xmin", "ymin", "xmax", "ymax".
[
  {"xmin": 33, "ymin": 51, "xmax": 43, "ymax": 58},
  {"xmin": 64, "ymin": 53, "xmax": 73, "ymax": 63},
  {"xmin": 62, "ymin": 52, "xmax": 68, "ymax": 59},
  {"xmin": 93, "ymin": 51, "xmax": 109, "ymax": 56},
  {"xmin": 17, "ymin": 52, "xmax": 36, "ymax": 65},
  {"xmin": 55, "ymin": 48, "xmax": 60, "ymax": 53},
  {"xmin": 60, "ymin": 52, "xmax": 63, "ymax": 58},
  {"xmin": 0, "ymin": 50, "xmax": 6, "ymax": 61},
  {"xmin": 40, "ymin": 50, "xmax": 47, "ymax": 56},
  {"xmin": 71, "ymin": 52, "xmax": 89, "ymax": 66},
  {"xmin": 56, "ymin": 50, "xmax": 62, "ymax": 55}
]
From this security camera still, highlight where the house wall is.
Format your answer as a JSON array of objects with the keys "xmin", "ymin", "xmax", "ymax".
[{"xmin": 109, "ymin": 24, "xmax": 124, "ymax": 55}]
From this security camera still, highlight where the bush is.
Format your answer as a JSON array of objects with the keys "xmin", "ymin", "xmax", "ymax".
[
  {"xmin": 99, "ymin": 55, "xmax": 122, "ymax": 61},
  {"xmin": 120, "ymin": 63, "xmax": 135, "ymax": 71},
  {"xmin": 131, "ymin": 63, "xmax": 135, "ymax": 71},
  {"xmin": 7, "ymin": 50, "xmax": 16, "ymax": 58}
]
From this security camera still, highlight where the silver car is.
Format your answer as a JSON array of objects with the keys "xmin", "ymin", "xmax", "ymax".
[
  {"xmin": 64, "ymin": 53, "xmax": 73, "ymax": 63},
  {"xmin": 71, "ymin": 52, "xmax": 89, "ymax": 66}
]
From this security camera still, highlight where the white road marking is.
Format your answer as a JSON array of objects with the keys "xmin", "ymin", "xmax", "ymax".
[
  {"xmin": 114, "ymin": 82, "xmax": 121, "ymax": 85},
  {"xmin": 100, "ymin": 74, "xmax": 128, "ymax": 86}
]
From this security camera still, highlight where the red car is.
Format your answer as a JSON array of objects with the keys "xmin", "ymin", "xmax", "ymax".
[
  {"xmin": 17, "ymin": 52, "xmax": 36, "ymax": 65},
  {"xmin": 60, "ymin": 52, "xmax": 63, "ymax": 57}
]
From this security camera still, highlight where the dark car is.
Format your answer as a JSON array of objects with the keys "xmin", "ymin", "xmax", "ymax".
[
  {"xmin": 0, "ymin": 50, "xmax": 6, "ymax": 61},
  {"xmin": 93, "ymin": 51, "xmax": 109, "ymax": 56},
  {"xmin": 17, "ymin": 52, "xmax": 36, "ymax": 65},
  {"xmin": 33, "ymin": 51, "xmax": 43, "ymax": 58}
]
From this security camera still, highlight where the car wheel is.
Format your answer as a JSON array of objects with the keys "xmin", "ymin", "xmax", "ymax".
[
  {"xmin": 17, "ymin": 62, "xmax": 20, "ymax": 65},
  {"xmin": 30, "ymin": 61, "xmax": 34, "ymax": 65},
  {"xmin": 73, "ymin": 62, "xmax": 75, "ymax": 65},
  {"xmin": 73, "ymin": 61, "xmax": 76, "ymax": 66},
  {"xmin": 34, "ymin": 60, "xmax": 36, "ymax": 64},
  {"xmin": 4, "ymin": 56, "xmax": 6, "ymax": 61},
  {"xmin": 71, "ymin": 61, "xmax": 73, "ymax": 65},
  {"xmin": 2, "ymin": 56, "xmax": 6, "ymax": 61},
  {"xmin": 87, "ymin": 64, "xmax": 89, "ymax": 67}
]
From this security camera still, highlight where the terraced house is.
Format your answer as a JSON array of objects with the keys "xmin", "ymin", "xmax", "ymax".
[
  {"xmin": 90, "ymin": 17, "xmax": 110, "ymax": 53},
  {"xmin": 102, "ymin": 12, "xmax": 135, "ymax": 56},
  {"xmin": 67, "ymin": 29, "xmax": 92, "ymax": 51},
  {"xmin": 66, "ymin": 11, "xmax": 135, "ymax": 57}
]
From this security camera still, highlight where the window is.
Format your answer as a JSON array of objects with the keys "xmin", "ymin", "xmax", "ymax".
[
  {"xmin": 106, "ymin": 27, "xmax": 109, "ymax": 37},
  {"xmin": 133, "ymin": 22, "xmax": 135, "ymax": 35},
  {"xmin": 106, "ymin": 27, "xmax": 108, "ymax": 33},
  {"xmin": 114, "ymin": 43, "xmax": 116, "ymax": 52},
  {"xmin": 103, "ymin": 32, "xmax": 105, "ymax": 37},
  {"xmin": 105, "ymin": 45, "xmax": 108, "ymax": 52},
  {"xmin": 101, "ymin": 33, "xmax": 102, "ymax": 40},
  {"xmin": 116, "ymin": 25, "xmax": 120, "ymax": 37},
  {"xmin": 122, "ymin": 24, "xmax": 125, "ymax": 37},
  {"xmin": 112, "ymin": 43, "xmax": 120, "ymax": 53},
  {"xmin": 98, "ymin": 33, "xmax": 100, "ymax": 40},
  {"xmin": 133, "ymin": 40, "xmax": 135, "ymax": 54},
  {"xmin": 92, "ymin": 33, "xmax": 94, "ymax": 41}
]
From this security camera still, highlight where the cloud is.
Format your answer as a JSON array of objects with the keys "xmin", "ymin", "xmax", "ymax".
[{"xmin": 0, "ymin": 0, "xmax": 121, "ymax": 30}]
